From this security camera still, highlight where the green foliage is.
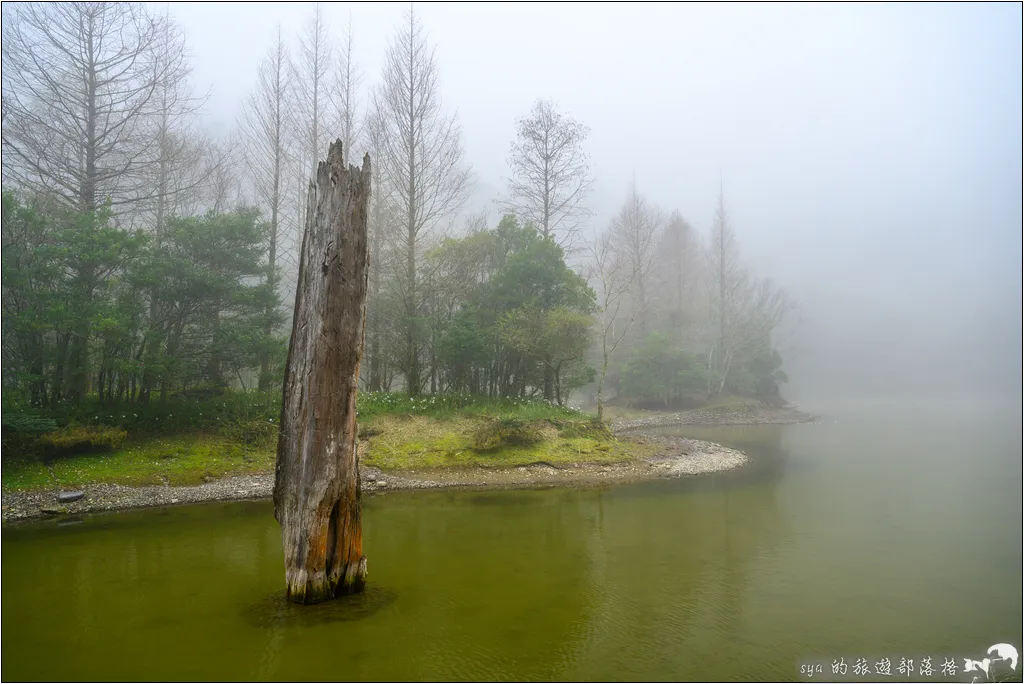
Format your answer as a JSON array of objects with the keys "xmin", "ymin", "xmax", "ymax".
[
  {"xmin": 1, "ymin": 433, "xmax": 276, "ymax": 491},
  {"xmin": 423, "ymin": 215, "xmax": 595, "ymax": 403},
  {"xmin": 552, "ymin": 416, "xmax": 613, "ymax": 440},
  {"xmin": 140, "ymin": 209, "xmax": 283, "ymax": 395},
  {"xmin": 1, "ymin": 413, "xmax": 58, "ymax": 434},
  {"xmin": 359, "ymin": 414, "xmax": 649, "ymax": 472},
  {"xmin": 471, "ymin": 417, "xmax": 544, "ymax": 452},
  {"xmin": 2, "ymin": 191, "xmax": 146, "ymax": 405},
  {"xmin": 35, "ymin": 389, "xmax": 280, "ymax": 437},
  {"xmin": 214, "ymin": 391, "xmax": 280, "ymax": 447},
  {"xmin": 436, "ymin": 311, "xmax": 491, "ymax": 391},
  {"xmin": 1, "ymin": 193, "xmax": 285, "ymax": 408},
  {"xmin": 38, "ymin": 424, "xmax": 128, "ymax": 453},
  {"xmin": 219, "ymin": 418, "xmax": 278, "ymax": 447},
  {"xmin": 0, "ymin": 412, "xmax": 58, "ymax": 462},
  {"xmin": 620, "ymin": 333, "xmax": 711, "ymax": 408},
  {"xmin": 356, "ymin": 391, "xmax": 584, "ymax": 421}
]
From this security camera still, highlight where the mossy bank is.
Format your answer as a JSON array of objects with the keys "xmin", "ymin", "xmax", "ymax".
[
  {"xmin": 0, "ymin": 434, "xmax": 746, "ymax": 522},
  {"xmin": 1, "ymin": 417, "xmax": 747, "ymax": 523},
  {"xmin": 2, "ymin": 394, "xmax": 813, "ymax": 522}
]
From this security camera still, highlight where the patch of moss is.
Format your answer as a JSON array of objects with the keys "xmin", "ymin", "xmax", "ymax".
[
  {"xmin": 359, "ymin": 414, "xmax": 654, "ymax": 471},
  {"xmin": 218, "ymin": 418, "xmax": 277, "ymax": 447},
  {"xmin": 0, "ymin": 456, "xmax": 54, "ymax": 490},
  {"xmin": 552, "ymin": 416, "xmax": 613, "ymax": 440},
  {"xmin": 471, "ymin": 417, "xmax": 544, "ymax": 452},
  {"xmin": 1, "ymin": 432, "xmax": 275, "ymax": 491},
  {"xmin": 1, "ymin": 408, "xmax": 661, "ymax": 493},
  {"xmin": 38, "ymin": 423, "xmax": 128, "ymax": 453}
]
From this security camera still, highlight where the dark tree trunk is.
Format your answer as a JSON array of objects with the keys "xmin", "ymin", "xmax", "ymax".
[
  {"xmin": 367, "ymin": 210, "xmax": 382, "ymax": 392},
  {"xmin": 274, "ymin": 141, "xmax": 372, "ymax": 605}
]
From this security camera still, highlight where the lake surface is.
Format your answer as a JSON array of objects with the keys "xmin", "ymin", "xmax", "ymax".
[{"xmin": 3, "ymin": 397, "xmax": 1021, "ymax": 682}]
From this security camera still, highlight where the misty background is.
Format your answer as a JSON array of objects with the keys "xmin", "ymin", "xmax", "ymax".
[
  {"xmin": 169, "ymin": 1, "xmax": 1021, "ymax": 403},
  {"xmin": 3, "ymin": 2, "xmax": 1019, "ymax": 406}
]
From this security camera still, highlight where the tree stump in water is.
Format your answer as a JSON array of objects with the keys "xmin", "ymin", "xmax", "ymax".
[{"xmin": 274, "ymin": 141, "xmax": 371, "ymax": 604}]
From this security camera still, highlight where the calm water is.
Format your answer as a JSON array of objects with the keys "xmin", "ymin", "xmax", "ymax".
[{"xmin": 3, "ymin": 398, "xmax": 1021, "ymax": 682}]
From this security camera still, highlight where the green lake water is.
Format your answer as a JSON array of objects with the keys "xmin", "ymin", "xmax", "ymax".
[{"xmin": 2, "ymin": 397, "xmax": 1021, "ymax": 681}]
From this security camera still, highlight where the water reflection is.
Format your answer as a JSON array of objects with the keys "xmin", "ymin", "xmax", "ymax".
[
  {"xmin": 562, "ymin": 442, "xmax": 787, "ymax": 680},
  {"xmin": 244, "ymin": 585, "xmax": 399, "ymax": 628}
]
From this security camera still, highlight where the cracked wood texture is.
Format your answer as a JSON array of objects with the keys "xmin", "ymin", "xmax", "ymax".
[{"xmin": 274, "ymin": 141, "xmax": 371, "ymax": 604}]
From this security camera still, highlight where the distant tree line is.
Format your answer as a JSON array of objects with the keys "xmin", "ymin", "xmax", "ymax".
[{"xmin": 1, "ymin": 2, "xmax": 795, "ymax": 415}]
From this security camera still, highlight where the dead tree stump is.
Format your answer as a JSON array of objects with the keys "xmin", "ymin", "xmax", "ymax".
[{"xmin": 274, "ymin": 141, "xmax": 371, "ymax": 604}]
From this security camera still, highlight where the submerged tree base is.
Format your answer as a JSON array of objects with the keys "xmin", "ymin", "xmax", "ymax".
[{"xmin": 285, "ymin": 557, "xmax": 368, "ymax": 604}]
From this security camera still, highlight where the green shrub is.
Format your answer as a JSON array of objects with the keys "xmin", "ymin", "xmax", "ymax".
[
  {"xmin": 220, "ymin": 417, "xmax": 278, "ymax": 447},
  {"xmin": 1, "ymin": 414, "xmax": 55, "ymax": 461},
  {"xmin": 1, "ymin": 413, "xmax": 58, "ymax": 433},
  {"xmin": 38, "ymin": 424, "xmax": 127, "ymax": 454},
  {"xmin": 554, "ymin": 416, "xmax": 612, "ymax": 440},
  {"xmin": 620, "ymin": 333, "xmax": 710, "ymax": 408},
  {"xmin": 471, "ymin": 417, "xmax": 543, "ymax": 452},
  {"xmin": 356, "ymin": 391, "xmax": 584, "ymax": 421},
  {"xmin": 45, "ymin": 390, "xmax": 281, "ymax": 435}
]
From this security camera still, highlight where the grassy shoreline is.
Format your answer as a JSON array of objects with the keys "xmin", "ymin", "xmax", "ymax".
[
  {"xmin": 0, "ymin": 431, "xmax": 750, "ymax": 523},
  {"xmin": 1, "ymin": 393, "xmax": 793, "ymax": 498},
  {"xmin": 1, "ymin": 394, "xmax": 660, "ymax": 494}
]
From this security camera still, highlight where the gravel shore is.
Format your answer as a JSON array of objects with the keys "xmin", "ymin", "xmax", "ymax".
[
  {"xmin": 1, "ymin": 435, "xmax": 746, "ymax": 523},
  {"xmin": 2, "ymin": 403, "xmax": 812, "ymax": 523}
]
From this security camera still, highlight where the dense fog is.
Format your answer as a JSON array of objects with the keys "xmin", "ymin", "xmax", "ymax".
[{"xmin": 3, "ymin": 2, "xmax": 1020, "ymax": 408}]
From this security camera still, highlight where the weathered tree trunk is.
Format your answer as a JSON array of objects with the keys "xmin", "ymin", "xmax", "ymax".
[{"xmin": 274, "ymin": 141, "xmax": 372, "ymax": 604}]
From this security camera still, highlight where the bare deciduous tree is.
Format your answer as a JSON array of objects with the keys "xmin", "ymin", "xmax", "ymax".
[
  {"xmin": 362, "ymin": 109, "xmax": 399, "ymax": 392},
  {"xmin": 610, "ymin": 180, "xmax": 662, "ymax": 336},
  {"xmin": 504, "ymin": 98, "xmax": 594, "ymax": 250},
  {"xmin": 587, "ymin": 231, "xmax": 636, "ymax": 421},
  {"xmin": 203, "ymin": 137, "xmax": 246, "ymax": 215},
  {"xmin": 294, "ymin": 3, "xmax": 333, "ymax": 173},
  {"xmin": 240, "ymin": 26, "xmax": 294, "ymax": 390},
  {"xmin": 2, "ymin": 2, "xmax": 214, "ymax": 404},
  {"xmin": 1, "ymin": 3, "xmax": 173, "ymax": 213},
  {"xmin": 654, "ymin": 211, "xmax": 702, "ymax": 338},
  {"xmin": 705, "ymin": 188, "xmax": 795, "ymax": 396},
  {"xmin": 705, "ymin": 187, "xmax": 743, "ymax": 393},
  {"xmin": 372, "ymin": 6, "xmax": 473, "ymax": 396},
  {"xmin": 146, "ymin": 11, "xmax": 212, "ymax": 238},
  {"xmin": 332, "ymin": 12, "xmax": 363, "ymax": 158}
]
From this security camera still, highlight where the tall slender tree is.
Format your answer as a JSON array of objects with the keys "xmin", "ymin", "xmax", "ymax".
[
  {"xmin": 706, "ymin": 187, "xmax": 742, "ymax": 393},
  {"xmin": 294, "ymin": 3, "xmax": 333, "ymax": 173},
  {"xmin": 610, "ymin": 180, "xmax": 661, "ymax": 337},
  {"xmin": 240, "ymin": 27, "xmax": 294, "ymax": 390},
  {"xmin": 704, "ymin": 188, "xmax": 795, "ymax": 396},
  {"xmin": 372, "ymin": 6, "xmax": 472, "ymax": 395},
  {"xmin": 654, "ymin": 211, "xmax": 701, "ymax": 338},
  {"xmin": 587, "ymin": 231, "xmax": 635, "ymax": 421},
  {"xmin": 332, "ymin": 12, "xmax": 363, "ymax": 157},
  {"xmin": 145, "ymin": 9, "xmax": 211, "ymax": 237}
]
